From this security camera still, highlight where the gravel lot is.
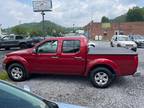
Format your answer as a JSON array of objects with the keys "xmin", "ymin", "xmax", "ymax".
[{"xmin": 0, "ymin": 41, "xmax": 144, "ymax": 108}]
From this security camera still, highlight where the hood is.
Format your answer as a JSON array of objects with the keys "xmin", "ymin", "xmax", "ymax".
[
  {"xmin": 118, "ymin": 41, "xmax": 136, "ymax": 45},
  {"xmin": 6, "ymin": 48, "xmax": 32, "ymax": 56},
  {"xmin": 56, "ymin": 102, "xmax": 86, "ymax": 108}
]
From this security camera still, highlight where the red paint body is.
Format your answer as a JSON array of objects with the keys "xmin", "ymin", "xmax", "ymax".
[{"xmin": 3, "ymin": 36, "xmax": 138, "ymax": 77}]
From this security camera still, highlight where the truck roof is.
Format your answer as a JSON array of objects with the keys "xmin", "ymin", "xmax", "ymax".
[{"xmin": 45, "ymin": 35, "xmax": 87, "ymax": 40}]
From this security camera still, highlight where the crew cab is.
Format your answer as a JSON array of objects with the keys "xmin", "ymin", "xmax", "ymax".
[
  {"xmin": 0, "ymin": 35, "xmax": 35, "ymax": 50},
  {"xmin": 3, "ymin": 36, "xmax": 138, "ymax": 88}
]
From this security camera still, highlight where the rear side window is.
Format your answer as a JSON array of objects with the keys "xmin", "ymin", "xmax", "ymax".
[
  {"xmin": 16, "ymin": 36, "xmax": 24, "ymax": 40},
  {"xmin": 62, "ymin": 40, "xmax": 80, "ymax": 53}
]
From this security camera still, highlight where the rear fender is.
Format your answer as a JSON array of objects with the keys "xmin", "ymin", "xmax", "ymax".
[{"xmin": 85, "ymin": 58, "xmax": 121, "ymax": 76}]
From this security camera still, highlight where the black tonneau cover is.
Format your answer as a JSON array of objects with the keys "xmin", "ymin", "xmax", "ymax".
[{"xmin": 88, "ymin": 47, "xmax": 137, "ymax": 55}]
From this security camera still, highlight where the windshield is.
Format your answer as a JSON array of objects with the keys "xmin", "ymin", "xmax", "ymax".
[
  {"xmin": 133, "ymin": 36, "xmax": 144, "ymax": 40},
  {"xmin": 117, "ymin": 36, "xmax": 131, "ymax": 41},
  {"xmin": 0, "ymin": 82, "xmax": 48, "ymax": 108}
]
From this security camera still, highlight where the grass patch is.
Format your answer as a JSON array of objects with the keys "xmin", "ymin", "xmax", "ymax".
[{"xmin": 0, "ymin": 71, "xmax": 9, "ymax": 80}]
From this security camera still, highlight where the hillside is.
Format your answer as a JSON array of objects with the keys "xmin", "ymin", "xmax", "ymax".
[
  {"xmin": 111, "ymin": 14, "xmax": 127, "ymax": 23},
  {"xmin": 111, "ymin": 7, "xmax": 144, "ymax": 23},
  {"xmin": 8, "ymin": 20, "xmax": 73, "ymax": 36}
]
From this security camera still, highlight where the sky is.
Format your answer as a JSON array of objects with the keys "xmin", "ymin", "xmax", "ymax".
[{"xmin": 0, "ymin": 0, "xmax": 144, "ymax": 28}]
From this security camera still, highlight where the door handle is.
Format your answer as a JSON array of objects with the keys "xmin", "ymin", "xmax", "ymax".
[
  {"xmin": 51, "ymin": 56, "xmax": 59, "ymax": 59},
  {"xmin": 74, "ymin": 57, "xmax": 84, "ymax": 61}
]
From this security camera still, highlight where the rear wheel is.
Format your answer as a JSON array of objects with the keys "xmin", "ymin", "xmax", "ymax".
[
  {"xmin": 7, "ymin": 63, "xmax": 29, "ymax": 81},
  {"xmin": 110, "ymin": 42, "xmax": 114, "ymax": 47},
  {"xmin": 90, "ymin": 67, "xmax": 113, "ymax": 88}
]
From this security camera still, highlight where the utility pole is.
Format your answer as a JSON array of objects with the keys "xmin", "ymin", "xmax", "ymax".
[
  {"xmin": 73, "ymin": 24, "xmax": 75, "ymax": 33},
  {"xmin": 41, "ymin": 11, "xmax": 45, "ymax": 38}
]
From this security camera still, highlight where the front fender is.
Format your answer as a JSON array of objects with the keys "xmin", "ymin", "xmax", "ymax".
[
  {"xmin": 4, "ymin": 56, "xmax": 30, "ymax": 72},
  {"xmin": 85, "ymin": 58, "xmax": 121, "ymax": 76}
]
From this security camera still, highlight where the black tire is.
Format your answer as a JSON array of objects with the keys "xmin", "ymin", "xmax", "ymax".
[
  {"xmin": 90, "ymin": 67, "xmax": 113, "ymax": 88},
  {"xmin": 132, "ymin": 48, "xmax": 137, "ymax": 52},
  {"xmin": 20, "ymin": 43, "xmax": 27, "ymax": 49},
  {"xmin": 110, "ymin": 42, "xmax": 114, "ymax": 47},
  {"xmin": 117, "ymin": 44, "xmax": 120, "ymax": 47},
  {"xmin": 5, "ymin": 47, "xmax": 10, "ymax": 50},
  {"xmin": 7, "ymin": 63, "xmax": 29, "ymax": 81}
]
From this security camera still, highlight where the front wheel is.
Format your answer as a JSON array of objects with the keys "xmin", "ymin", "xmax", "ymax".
[
  {"xmin": 7, "ymin": 63, "xmax": 29, "ymax": 81},
  {"xmin": 110, "ymin": 42, "xmax": 114, "ymax": 47},
  {"xmin": 90, "ymin": 67, "xmax": 113, "ymax": 88}
]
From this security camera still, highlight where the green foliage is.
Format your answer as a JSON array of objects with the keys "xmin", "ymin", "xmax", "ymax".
[
  {"xmin": 12, "ymin": 26, "xmax": 27, "ymax": 35},
  {"xmin": 10, "ymin": 20, "xmax": 68, "ymax": 36},
  {"xmin": 126, "ymin": 7, "xmax": 144, "ymax": 22},
  {"xmin": 0, "ymin": 71, "xmax": 9, "ymax": 80},
  {"xmin": 101, "ymin": 16, "xmax": 110, "ymax": 23},
  {"xmin": 111, "ymin": 14, "xmax": 127, "ymax": 23}
]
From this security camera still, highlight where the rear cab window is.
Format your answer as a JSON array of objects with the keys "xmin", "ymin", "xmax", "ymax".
[{"xmin": 62, "ymin": 40, "xmax": 80, "ymax": 53}]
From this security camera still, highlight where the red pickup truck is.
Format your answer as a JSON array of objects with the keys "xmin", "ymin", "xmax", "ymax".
[{"xmin": 3, "ymin": 36, "xmax": 138, "ymax": 88}]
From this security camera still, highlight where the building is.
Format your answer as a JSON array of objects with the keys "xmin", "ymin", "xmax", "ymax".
[{"xmin": 84, "ymin": 21, "xmax": 144, "ymax": 40}]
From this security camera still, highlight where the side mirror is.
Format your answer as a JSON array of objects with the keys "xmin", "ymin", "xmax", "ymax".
[{"xmin": 32, "ymin": 48, "xmax": 37, "ymax": 54}]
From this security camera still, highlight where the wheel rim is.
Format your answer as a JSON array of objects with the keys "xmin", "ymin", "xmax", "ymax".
[
  {"xmin": 94, "ymin": 72, "xmax": 109, "ymax": 86},
  {"xmin": 21, "ymin": 44, "xmax": 27, "ymax": 49},
  {"xmin": 11, "ymin": 67, "xmax": 23, "ymax": 80}
]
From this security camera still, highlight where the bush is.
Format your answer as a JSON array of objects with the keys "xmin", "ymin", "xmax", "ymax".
[{"xmin": 0, "ymin": 71, "xmax": 9, "ymax": 80}]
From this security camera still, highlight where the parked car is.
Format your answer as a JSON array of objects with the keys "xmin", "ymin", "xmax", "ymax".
[
  {"xmin": 110, "ymin": 35, "xmax": 137, "ymax": 51},
  {"xmin": 3, "ymin": 36, "xmax": 138, "ymax": 88},
  {"xmin": 27, "ymin": 36, "xmax": 45, "ymax": 44},
  {"xmin": 0, "ymin": 80, "xmax": 85, "ymax": 108},
  {"xmin": 88, "ymin": 41, "xmax": 96, "ymax": 48},
  {"xmin": 0, "ymin": 35, "xmax": 34, "ymax": 50},
  {"xmin": 129, "ymin": 35, "xmax": 144, "ymax": 48}
]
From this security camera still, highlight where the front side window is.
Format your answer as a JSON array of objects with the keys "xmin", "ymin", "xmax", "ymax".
[
  {"xmin": 2, "ymin": 36, "xmax": 14, "ymax": 40},
  {"xmin": 37, "ymin": 40, "xmax": 58, "ymax": 53},
  {"xmin": 0, "ymin": 82, "xmax": 48, "ymax": 108},
  {"xmin": 62, "ymin": 40, "xmax": 80, "ymax": 53}
]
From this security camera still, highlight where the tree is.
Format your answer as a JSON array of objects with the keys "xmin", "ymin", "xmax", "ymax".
[
  {"xmin": 101, "ymin": 16, "xmax": 110, "ymax": 23},
  {"xmin": 11, "ymin": 26, "xmax": 27, "ymax": 35},
  {"xmin": 126, "ymin": 7, "xmax": 144, "ymax": 22}
]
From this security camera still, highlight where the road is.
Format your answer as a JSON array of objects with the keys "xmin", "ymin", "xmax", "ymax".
[{"xmin": 0, "ymin": 42, "xmax": 144, "ymax": 108}]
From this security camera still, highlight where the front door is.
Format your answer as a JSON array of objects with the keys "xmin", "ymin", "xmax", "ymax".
[{"xmin": 31, "ymin": 40, "xmax": 60, "ymax": 73}]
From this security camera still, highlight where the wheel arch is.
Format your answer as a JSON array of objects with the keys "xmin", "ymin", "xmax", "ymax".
[
  {"xmin": 87, "ymin": 64, "xmax": 116, "ymax": 78},
  {"xmin": 5, "ymin": 57, "xmax": 30, "ymax": 73}
]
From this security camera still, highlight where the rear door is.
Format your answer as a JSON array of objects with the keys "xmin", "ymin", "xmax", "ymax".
[{"xmin": 58, "ymin": 39, "xmax": 86, "ymax": 75}]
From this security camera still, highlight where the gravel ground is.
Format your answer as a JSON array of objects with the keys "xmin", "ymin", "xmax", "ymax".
[
  {"xmin": 0, "ymin": 42, "xmax": 144, "ymax": 108},
  {"xmin": 15, "ymin": 76, "xmax": 144, "ymax": 108}
]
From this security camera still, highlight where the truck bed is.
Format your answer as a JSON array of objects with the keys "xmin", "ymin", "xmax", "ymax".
[{"xmin": 88, "ymin": 47, "xmax": 137, "ymax": 55}]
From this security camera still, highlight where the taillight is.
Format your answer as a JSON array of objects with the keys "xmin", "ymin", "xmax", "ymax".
[{"xmin": 134, "ymin": 55, "xmax": 138, "ymax": 69}]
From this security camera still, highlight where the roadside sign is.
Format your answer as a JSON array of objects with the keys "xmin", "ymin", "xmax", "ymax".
[{"xmin": 32, "ymin": 0, "xmax": 52, "ymax": 12}]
